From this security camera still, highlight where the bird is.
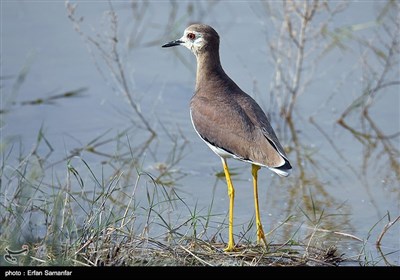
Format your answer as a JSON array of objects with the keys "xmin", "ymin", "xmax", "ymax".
[{"xmin": 162, "ymin": 24, "xmax": 291, "ymax": 251}]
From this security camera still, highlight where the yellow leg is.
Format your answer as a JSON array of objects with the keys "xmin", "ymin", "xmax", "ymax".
[
  {"xmin": 252, "ymin": 164, "xmax": 267, "ymax": 247},
  {"xmin": 221, "ymin": 158, "xmax": 235, "ymax": 252}
]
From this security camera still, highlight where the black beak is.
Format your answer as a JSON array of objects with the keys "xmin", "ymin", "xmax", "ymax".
[{"xmin": 162, "ymin": 39, "xmax": 184, "ymax": 48}]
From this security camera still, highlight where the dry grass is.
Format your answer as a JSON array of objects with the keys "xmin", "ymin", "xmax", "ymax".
[
  {"xmin": 0, "ymin": 144, "xmax": 347, "ymax": 266},
  {"xmin": 25, "ymin": 232, "xmax": 344, "ymax": 267}
]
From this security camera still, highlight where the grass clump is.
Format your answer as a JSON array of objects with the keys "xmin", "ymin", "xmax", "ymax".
[{"xmin": 0, "ymin": 142, "xmax": 346, "ymax": 266}]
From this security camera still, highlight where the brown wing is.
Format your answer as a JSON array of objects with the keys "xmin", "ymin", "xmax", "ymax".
[{"xmin": 190, "ymin": 90, "xmax": 287, "ymax": 168}]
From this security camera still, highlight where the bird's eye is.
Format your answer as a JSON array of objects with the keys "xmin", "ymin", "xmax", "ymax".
[{"xmin": 187, "ymin": 33, "xmax": 196, "ymax": 40}]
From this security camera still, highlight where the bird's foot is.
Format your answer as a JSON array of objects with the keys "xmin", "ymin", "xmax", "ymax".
[
  {"xmin": 224, "ymin": 241, "xmax": 238, "ymax": 252},
  {"xmin": 256, "ymin": 225, "xmax": 268, "ymax": 248}
]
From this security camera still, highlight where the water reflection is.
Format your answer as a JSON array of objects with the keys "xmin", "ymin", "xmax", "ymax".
[{"xmin": 250, "ymin": 0, "xmax": 399, "ymax": 264}]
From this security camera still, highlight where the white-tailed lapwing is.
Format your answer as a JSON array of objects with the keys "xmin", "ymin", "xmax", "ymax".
[{"xmin": 162, "ymin": 24, "xmax": 292, "ymax": 251}]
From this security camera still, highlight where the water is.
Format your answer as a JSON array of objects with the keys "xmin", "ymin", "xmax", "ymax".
[{"xmin": 1, "ymin": 1, "xmax": 399, "ymax": 266}]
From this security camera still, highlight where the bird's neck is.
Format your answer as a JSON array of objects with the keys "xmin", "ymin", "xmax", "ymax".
[{"xmin": 195, "ymin": 50, "xmax": 226, "ymax": 92}]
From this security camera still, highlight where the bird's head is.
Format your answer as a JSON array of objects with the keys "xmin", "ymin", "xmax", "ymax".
[{"xmin": 162, "ymin": 24, "xmax": 219, "ymax": 57}]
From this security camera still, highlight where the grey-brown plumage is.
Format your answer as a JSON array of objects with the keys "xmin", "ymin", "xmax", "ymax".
[
  {"xmin": 163, "ymin": 24, "xmax": 291, "ymax": 176},
  {"xmin": 163, "ymin": 23, "xmax": 291, "ymax": 251}
]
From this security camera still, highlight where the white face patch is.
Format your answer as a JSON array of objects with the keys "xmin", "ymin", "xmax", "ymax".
[{"xmin": 180, "ymin": 31, "xmax": 204, "ymax": 54}]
